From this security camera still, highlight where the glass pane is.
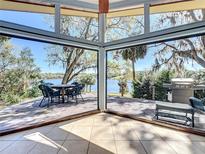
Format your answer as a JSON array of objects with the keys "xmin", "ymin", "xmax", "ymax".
[
  {"xmin": 107, "ymin": 35, "xmax": 205, "ymax": 131},
  {"xmin": 150, "ymin": 0, "xmax": 205, "ymax": 32},
  {"xmin": 0, "ymin": 35, "xmax": 98, "ymax": 131},
  {"xmin": 60, "ymin": 8, "xmax": 98, "ymax": 41},
  {"xmin": 106, "ymin": 6, "xmax": 144, "ymax": 42},
  {"xmin": 0, "ymin": 0, "xmax": 55, "ymax": 31}
]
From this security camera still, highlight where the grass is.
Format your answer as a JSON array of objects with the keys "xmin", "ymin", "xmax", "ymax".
[{"xmin": 108, "ymin": 93, "xmax": 132, "ymax": 98}]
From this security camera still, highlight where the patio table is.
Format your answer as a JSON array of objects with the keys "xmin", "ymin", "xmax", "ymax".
[{"xmin": 51, "ymin": 84, "xmax": 76, "ymax": 103}]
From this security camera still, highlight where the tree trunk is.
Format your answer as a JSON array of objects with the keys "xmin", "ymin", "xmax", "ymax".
[
  {"xmin": 61, "ymin": 49, "xmax": 84, "ymax": 84},
  {"xmin": 89, "ymin": 85, "xmax": 91, "ymax": 92},
  {"xmin": 132, "ymin": 60, "xmax": 136, "ymax": 82}
]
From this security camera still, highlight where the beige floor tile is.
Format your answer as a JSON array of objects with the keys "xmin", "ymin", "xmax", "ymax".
[
  {"xmin": 193, "ymin": 142, "xmax": 205, "ymax": 153},
  {"xmin": 21, "ymin": 132, "xmax": 51, "ymax": 143},
  {"xmin": 69, "ymin": 117, "xmax": 94, "ymax": 126},
  {"xmin": 0, "ymin": 132, "xmax": 25, "ymax": 141},
  {"xmin": 115, "ymin": 141, "xmax": 146, "ymax": 154},
  {"xmin": 112, "ymin": 126, "xmax": 139, "ymax": 141},
  {"xmin": 134, "ymin": 126, "xmax": 163, "ymax": 141},
  {"xmin": 19, "ymin": 126, "xmax": 54, "ymax": 141},
  {"xmin": 46, "ymin": 127, "xmax": 69, "ymax": 141},
  {"xmin": 58, "ymin": 124, "xmax": 73, "ymax": 134},
  {"xmin": 91, "ymin": 126, "xmax": 114, "ymax": 141},
  {"xmin": 1, "ymin": 141, "xmax": 37, "ymax": 154},
  {"xmin": 58, "ymin": 140, "xmax": 89, "ymax": 154},
  {"xmin": 112, "ymin": 118, "xmax": 137, "ymax": 127},
  {"xmin": 0, "ymin": 140, "xmax": 15, "ymax": 152},
  {"xmin": 141, "ymin": 140, "xmax": 177, "ymax": 154},
  {"xmin": 166, "ymin": 141, "xmax": 203, "ymax": 154},
  {"xmin": 1, "ymin": 113, "xmax": 204, "ymax": 154},
  {"xmin": 188, "ymin": 134, "xmax": 205, "ymax": 141},
  {"xmin": 93, "ymin": 116, "xmax": 112, "ymax": 126},
  {"xmin": 153, "ymin": 126, "xmax": 190, "ymax": 141},
  {"xmin": 56, "ymin": 119, "xmax": 77, "ymax": 127},
  {"xmin": 67, "ymin": 126, "xmax": 92, "ymax": 140},
  {"xmin": 88, "ymin": 140, "xmax": 117, "ymax": 154},
  {"xmin": 28, "ymin": 140, "xmax": 63, "ymax": 154}
]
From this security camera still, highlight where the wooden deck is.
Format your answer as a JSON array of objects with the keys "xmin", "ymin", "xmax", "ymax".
[
  {"xmin": 0, "ymin": 95, "xmax": 204, "ymax": 133},
  {"xmin": 107, "ymin": 96, "xmax": 205, "ymax": 130}
]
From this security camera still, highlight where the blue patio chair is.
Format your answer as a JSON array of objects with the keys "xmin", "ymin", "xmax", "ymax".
[
  {"xmin": 39, "ymin": 84, "xmax": 61, "ymax": 107},
  {"xmin": 189, "ymin": 97, "xmax": 205, "ymax": 112},
  {"xmin": 65, "ymin": 87, "xmax": 76, "ymax": 100},
  {"xmin": 71, "ymin": 82, "xmax": 79, "ymax": 86},
  {"xmin": 45, "ymin": 85, "xmax": 61, "ymax": 106},
  {"xmin": 74, "ymin": 84, "xmax": 85, "ymax": 102},
  {"xmin": 39, "ymin": 84, "xmax": 49, "ymax": 107}
]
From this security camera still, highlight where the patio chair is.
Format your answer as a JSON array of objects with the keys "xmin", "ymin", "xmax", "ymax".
[
  {"xmin": 45, "ymin": 85, "xmax": 61, "ymax": 106},
  {"xmin": 71, "ymin": 82, "xmax": 79, "ymax": 86},
  {"xmin": 189, "ymin": 97, "xmax": 205, "ymax": 112},
  {"xmin": 65, "ymin": 87, "xmax": 76, "ymax": 100},
  {"xmin": 66, "ymin": 84, "xmax": 85, "ymax": 103},
  {"xmin": 74, "ymin": 84, "xmax": 85, "ymax": 102},
  {"xmin": 39, "ymin": 84, "xmax": 61, "ymax": 107},
  {"xmin": 39, "ymin": 84, "xmax": 49, "ymax": 107}
]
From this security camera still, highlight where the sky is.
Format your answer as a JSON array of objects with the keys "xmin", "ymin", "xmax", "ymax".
[{"xmin": 0, "ymin": 10, "xmax": 203, "ymax": 73}]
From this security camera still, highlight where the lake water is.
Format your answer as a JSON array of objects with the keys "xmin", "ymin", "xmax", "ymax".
[{"xmin": 44, "ymin": 79, "xmax": 132, "ymax": 93}]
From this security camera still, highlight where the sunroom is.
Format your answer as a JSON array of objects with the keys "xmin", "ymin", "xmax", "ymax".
[{"xmin": 0, "ymin": 0, "xmax": 205, "ymax": 153}]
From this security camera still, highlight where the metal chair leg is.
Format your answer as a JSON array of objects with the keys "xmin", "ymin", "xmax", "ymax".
[
  {"xmin": 75, "ymin": 95, "xmax": 78, "ymax": 103},
  {"xmin": 80, "ymin": 94, "xmax": 84, "ymax": 101},
  {"xmin": 39, "ymin": 97, "xmax": 45, "ymax": 107},
  {"xmin": 47, "ymin": 97, "xmax": 51, "ymax": 107}
]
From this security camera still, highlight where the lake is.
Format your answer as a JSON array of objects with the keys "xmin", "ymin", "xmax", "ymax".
[{"xmin": 44, "ymin": 79, "xmax": 132, "ymax": 93}]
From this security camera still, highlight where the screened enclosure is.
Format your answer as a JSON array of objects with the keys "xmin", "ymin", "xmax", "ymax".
[{"xmin": 0, "ymin": 0, "xmax": 205, "ymax": 134}]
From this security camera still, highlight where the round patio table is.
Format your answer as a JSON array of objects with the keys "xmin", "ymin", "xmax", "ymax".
[{"xmin": 50, "ymin": 84, "xmax": 76, "ymax": 103}]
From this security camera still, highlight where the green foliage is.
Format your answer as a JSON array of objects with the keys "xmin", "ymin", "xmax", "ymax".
[
  {"xmin": 0, "ymin": 92, "xmax": 20, "ymax": 105},
  {"xmin": 120, "ymin": 46, "xmax": 147, "ymax": 81},
  {"xmin": 132, "ymin": 74, "xmax": 153, "ymax": 99},
  {"xmin": 132, "ymin": 70, "xmax": 173, "ymax": 101},
  {"xmin": 194, "ymin": 90, "xmax": 205, "ymax": 99},
  {"xmin": 77, "ymin": 74, "xmax": 96, "ymax": 85},
  {"xmin": 0, "ymin": 37, "xmax": 41, "ymax": 105},
  {"xmin": 154, "ymin": 70, "xmax": 173, "ymax": 101},
  {"xmin": 46, "ymin": 16, "xmax": 98, "ymax": 84},
  {"xmin": 22, "ymin": 82, "xmax": 42, "ymax": 98},
  {"xmin": 107, "ymin": 61, "xmax": 121, "ymax": 79},
  {"xmin": 77, "ymin": 74, "xmax": 96, "ymax": 92}
]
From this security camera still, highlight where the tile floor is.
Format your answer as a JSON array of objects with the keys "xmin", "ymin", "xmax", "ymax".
[{"xmin": 0, "ymin": 113, "xmax": 204, "ymax": 154}]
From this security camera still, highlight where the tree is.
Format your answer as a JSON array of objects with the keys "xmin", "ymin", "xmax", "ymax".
[
  {"xmin": 118, "ymin": 77, "xmax": 128, "ymax": 97},
  {"xmin": 107, "ymin": 61, "xmax": 121, "ymax": 79},
  {"xmin": 154, "ymin": 70, "xmax": 173, "ymax": 101},
  {"xmin": 132, "ymin": 75, "xmax": 153, "ymax": 100},
  {"xmin": 46, "ymin": 16, "xmax": 98, "ymax": 84},
  {"xmin": 152, "ymin": 9, "xmax": 205, "ymax": 75},
  {"xmin": 121, "ymin": 45, "xmax": 147, "ymax": 82},
  {"xmin": 77, "ymin": 74, "xmax": 96, "ymax": 92},
  {"xmin": 106, "ymin": 15, "xmax": 144, "ymax": 42},
  {"xmin": 0, "ymin": 36, "xmax": 40, "ymax": 104}
]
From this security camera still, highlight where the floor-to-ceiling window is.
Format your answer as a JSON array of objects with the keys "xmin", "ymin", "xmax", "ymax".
[
  {"xmin": 106, "ymin": 6, "xmax": 144, "ymax": 42},
  {"xmin": 107, "ymin": 34, "xmax": 205, "ymax": 131},
  {"xmin": 0, "ymin": 35, "xmax": 98, "ymax": 132}
]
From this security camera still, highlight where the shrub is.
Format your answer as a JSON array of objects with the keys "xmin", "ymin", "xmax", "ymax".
[
  {"xmin": 154, "ymin": 70, "xmax": 173, "ymax": 101},
  {"xmin": 0, "ymin": 93, "xmax": 20, "ymax": 105},
  {"xmin": 22, "ymin": 83, "xmax": 41, "ymax": 98},
  {"xmin": 132, "ymin": 78, "xmax": 153, "ymax": 100},
  {"xmin": 194, "ymin": 90, "xmax": 205, "ymax": 99}
]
